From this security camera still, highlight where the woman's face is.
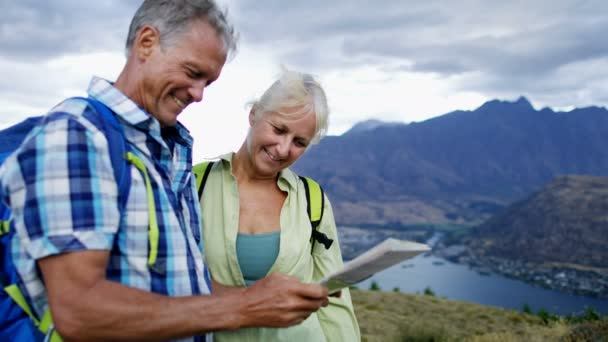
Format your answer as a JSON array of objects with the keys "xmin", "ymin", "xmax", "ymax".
[{"xmin": 245, "ymin": 108, "xmax": 317, "ymax": 177}]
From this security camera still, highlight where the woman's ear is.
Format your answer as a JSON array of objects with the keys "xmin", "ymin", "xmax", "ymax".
[{"xmin": 248, "ymin": 108, "xmax": 256, "ymax": 126}]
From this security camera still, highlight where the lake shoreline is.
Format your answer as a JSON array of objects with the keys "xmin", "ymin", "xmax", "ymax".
[
  {"xmin": 357, "ymin": 253, "xmax": 608, "ymax": 315},
  {"xmin": 433, "ymin": 242, "xmax": 608, "ymax": 300},
  {"xmin": 340, "ymin": 227, "xmax": 608, "ymax": 300},
  {"xmin": 340, "ymin": 228, "xmax": 608, "ymax": 315}
]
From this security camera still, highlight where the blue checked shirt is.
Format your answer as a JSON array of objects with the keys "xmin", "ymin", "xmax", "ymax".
[{"xmin": 0, "ymin": 77, "xmax": 210, "ymax": 342}]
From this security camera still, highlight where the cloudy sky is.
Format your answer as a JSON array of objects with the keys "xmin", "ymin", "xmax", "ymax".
[{"xmin": 1, "ymin": 0, "xmax": 607, "ymax": 160}]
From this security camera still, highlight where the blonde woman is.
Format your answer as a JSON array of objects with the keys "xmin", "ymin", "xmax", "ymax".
[{"xmin": 199, "ymin": 68, "xmax": 360, "ymax": 341}]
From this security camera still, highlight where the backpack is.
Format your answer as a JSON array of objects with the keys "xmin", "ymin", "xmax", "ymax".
[
  {"xmin": 0, "ymin": 97, "xmax": 137, "ymax": 342},
  {"xmin": 192, "ymin": 161, "xmax": 334, "ymax": 250}
]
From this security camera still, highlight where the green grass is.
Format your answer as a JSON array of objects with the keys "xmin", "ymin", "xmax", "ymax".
[{"xmin": 351, "ymin": 289, "xmax": 599, "ymax": 341}]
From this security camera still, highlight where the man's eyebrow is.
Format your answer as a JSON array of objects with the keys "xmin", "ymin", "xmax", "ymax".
[{"xmin": 185, "ymin": 63, "xmax": 203, "ymax": 74}]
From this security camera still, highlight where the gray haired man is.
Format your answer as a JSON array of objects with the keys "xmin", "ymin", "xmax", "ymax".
[{"xmin": 0, "ymin": 1, "xmax": 329, "ymax": 341}]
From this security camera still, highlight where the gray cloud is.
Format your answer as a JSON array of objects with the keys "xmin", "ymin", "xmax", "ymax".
[
  {"xmin": 359, "ymin": 17, "xmax": 608, "ymax": 77},
  {"xmin": 0, "ymin": 0, "xmax": 138, "ymax": 61},
  {"xmin": 232, "ymin": 0, "xmax": 608, "ymax": 74},
  {"xmin": 2, "ymin": 0, "xmax": 607, "ymax": 121},
  {"xmin": 456, "ymin": 56, "xmax": 608, "ymax": 109},
  {"xmin": 234, "ymin": 0, "xmax": 445, "ymax": 43},
  {"xmin": 228, "ymin": 0, "xmax": 608, "ymax": 108},
  {"xmin": 0, "ymin": 55, "xmax": 92, "ymax": 123}
]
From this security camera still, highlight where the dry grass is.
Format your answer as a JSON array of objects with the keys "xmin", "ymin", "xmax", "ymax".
[
  {"xmin": 561, "ymin": 320, "xmax": 608, "ymax": 342},
  {"xmin": 352, "ymin": 289, "xmax": 575, "ymax": 341}
]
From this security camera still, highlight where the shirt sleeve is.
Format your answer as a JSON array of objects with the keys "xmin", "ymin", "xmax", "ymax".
[
  {"xmin": 1, "ymin": 110, "xmax": 121, "ymax": 261},
  {"xmin": 311, "ymin": 195, "xmax": 361, "ymax": 341}
]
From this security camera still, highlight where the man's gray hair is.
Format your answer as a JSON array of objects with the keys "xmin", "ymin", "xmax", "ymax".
[{"xmin": 126, "ymin": 0, "xmax": 238, "ymax": 58}]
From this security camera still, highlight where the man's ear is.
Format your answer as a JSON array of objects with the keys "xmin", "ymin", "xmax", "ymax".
[{"xmin": 134, "ymin": 25, "xmax": 161, "ymax": 60}]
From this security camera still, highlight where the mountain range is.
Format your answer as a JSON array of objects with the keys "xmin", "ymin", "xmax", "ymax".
[{"xmin": 293, "ymin": 96, "xmax": 608, "ymax": 226}]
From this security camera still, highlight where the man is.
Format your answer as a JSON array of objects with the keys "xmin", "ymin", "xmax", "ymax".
[{"xmin": 0, "ymin": 1, "xmax": 329, "ymax": 341}]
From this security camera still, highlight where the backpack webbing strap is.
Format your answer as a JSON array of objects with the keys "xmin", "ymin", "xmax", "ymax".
[
  {"xmin": 193, "ymin": 161, "xmax": 215, "ymax": 198},
  {"xmin": 125, "ymin": 152, "xmax": 159, "ymax": 267},
  {"xmin": 37, "ymin": 309, "xmax": 61, "ymax": 341},
  {"xmin": 78, "ymin": 97, "xmax": 131, "ymax": 212},
  {"xmin": 3, "ymin": 284, "xmax": 62, "ymax": 340},
  {"xmin": 0, "ymin": 220, "xmax": 9, "ymax": 236},
  {"xmin": 4, "ymin": 284, "xmax": 38, "ymax": 325},
  {"xmin": 299, "ymin": 176, "xmax": 333, "ymax": 250}
]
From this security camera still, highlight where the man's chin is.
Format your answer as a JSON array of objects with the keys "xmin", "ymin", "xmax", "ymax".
[
  {"xmin": 158, "ymin": 118, "xmax": 179, "ymax": 128},
  {"xmin": 156, "ymin": 111, "xmax": 181, "ymax": 128}
]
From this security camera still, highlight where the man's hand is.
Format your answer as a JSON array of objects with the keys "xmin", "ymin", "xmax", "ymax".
[{"xmin": 236, "ymin": 273, "xmax": 329, "ymax": 328}]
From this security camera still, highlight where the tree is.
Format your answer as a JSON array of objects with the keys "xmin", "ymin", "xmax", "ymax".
[{"xmin": 369, "ymin": 281, "xmax": 381, "ymax": 291}]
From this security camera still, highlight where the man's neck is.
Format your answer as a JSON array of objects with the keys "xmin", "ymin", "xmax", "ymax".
[{"xmin": 114, "ymin": 59, "xmax": 144, "ymax": 109}]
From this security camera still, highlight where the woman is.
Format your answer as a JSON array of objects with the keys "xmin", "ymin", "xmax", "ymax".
[{"xmin": 198, "ymin": 68, "xmax": 360, "ymax": 341}]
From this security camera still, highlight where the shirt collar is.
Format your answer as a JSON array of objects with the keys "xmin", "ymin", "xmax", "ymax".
[
  {"xmin": 218, "ymin": 152, "xmax": 299, "ymax": 190},
  {"xmin": 86, "ymin": 76, "xmax": 193, "ymax": 147}
]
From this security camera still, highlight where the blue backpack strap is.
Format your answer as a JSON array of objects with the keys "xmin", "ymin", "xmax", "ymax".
[
  {"xmin": 73, "ymin": 97, "xmax": 131, "ymax": 211},
  {"xmin": 75, "ymin": 97, "xmax": 161, "ymax": 269},
  {"xmin": 0, "ymin": 117, "xmax": 45, "ymax": 160}
]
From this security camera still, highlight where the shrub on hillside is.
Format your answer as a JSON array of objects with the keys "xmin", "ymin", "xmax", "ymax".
[
  {"xmin": 369, "ymin": 281, "xmax": 381, "ymax": 291},
  {"xmin": 562, "ymin": 320, "xmax": 608, "ymax": 342},
  {"xmin": 565, "ymin": 306, "xmax": 602, "ymax": 323}
]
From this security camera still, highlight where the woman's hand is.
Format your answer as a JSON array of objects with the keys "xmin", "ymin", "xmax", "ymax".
[{"xmin": 329, "ymin": 290, "xmax": 342, "ymax": 298}]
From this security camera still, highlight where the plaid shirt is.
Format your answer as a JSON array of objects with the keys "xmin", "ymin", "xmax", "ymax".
[{"xmin": 0, "ymin": 77, "xmax": 209, "ymax": 342}]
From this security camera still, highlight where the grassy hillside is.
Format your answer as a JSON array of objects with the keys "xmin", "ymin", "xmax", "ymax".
[{"xmin": 351, "ymin": 289, "xmax": 607, "ymax": 341}]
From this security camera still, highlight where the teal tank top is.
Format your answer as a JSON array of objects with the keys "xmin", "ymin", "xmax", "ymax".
[{"xmin": 236, "ymin": 231, "xmax": 280, "ymax": 286}]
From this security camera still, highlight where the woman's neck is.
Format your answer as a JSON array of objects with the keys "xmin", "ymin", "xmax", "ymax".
[{"xmin": 232, "ymin": 145, "xmax": 277, "ymax": 184}]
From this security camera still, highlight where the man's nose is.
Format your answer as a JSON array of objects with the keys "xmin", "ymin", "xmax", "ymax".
[{"xmin": 189, "ymin": 81, "xmax": 206, "ymax": 103}]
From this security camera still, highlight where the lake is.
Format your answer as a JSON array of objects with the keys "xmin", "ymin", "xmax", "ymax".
[{"xmin": 357, "ymin": 253, "xmax": 608, "ymax": 316}]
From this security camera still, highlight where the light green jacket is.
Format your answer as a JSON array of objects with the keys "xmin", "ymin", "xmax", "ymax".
[{"xmin": 200, "ymin": 153, "xmax": 360, "ymax": 342}]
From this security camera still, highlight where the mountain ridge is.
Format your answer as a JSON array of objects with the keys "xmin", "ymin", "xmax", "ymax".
[{"xmin": 293, "ymin": 96, "xmax": 608, "ymax": 226}]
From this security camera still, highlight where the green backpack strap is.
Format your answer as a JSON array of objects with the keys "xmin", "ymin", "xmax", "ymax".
[
  {"xmin": 3, "ymin": 284, "xmax": 63, "ymax": 341},
  {"xmin": 193, "ymin": 161, "xmax": 215, "ymax": 198},
  {"xmin": 0, "ymin": 220, "xmax": 9, "ymax": 235},
  {"xmin": 299, "ymin": 176, "xmax": 333, "ymax": 250}
]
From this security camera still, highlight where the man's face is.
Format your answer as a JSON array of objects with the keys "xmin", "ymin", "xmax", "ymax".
[{"xmin": 139, "ymin": 20, "xmax": 227, "ymax": 127}]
